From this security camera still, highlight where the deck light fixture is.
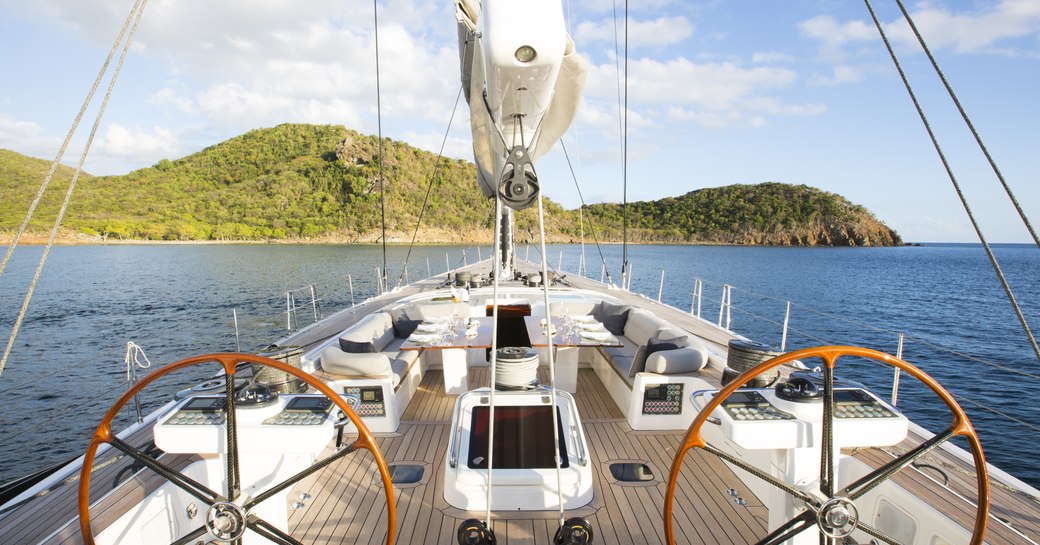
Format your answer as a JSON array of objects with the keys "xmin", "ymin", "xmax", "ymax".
[{"xmin": 514, "ymin": 45, "xmax": 536, "ymax": 63}]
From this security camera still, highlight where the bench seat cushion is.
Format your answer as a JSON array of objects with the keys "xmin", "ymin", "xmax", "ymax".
[{"xmin": 321, "ymin": 346, "xmax": 394, "ymax": 383}]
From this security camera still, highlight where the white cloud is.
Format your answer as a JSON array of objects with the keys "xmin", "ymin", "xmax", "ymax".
[
  {"xmin": 752, "ymin": 51, "xmax": 796, "ymax": 64},
  {"xmin": 579, "ymin": 55, "xmax": 820, "ymax": 130},
  {"xmin": 587, "ymin": 56, "xmax": 795, "ymax": 107},
  {"xmin": 575, "ymin": 16, "xmax": 694, "ymax": 48},
  {"xmin": 808, "ymin": 65, "xmax": 865, "ymax": 86},
  {"xmin": 0, "ymin": 114, "xmax": 58, "ymax": 159},
  {"xmin": 886, "ymin": 0, "xmax": 1040, "ymax": 55},
  {"xmin": 8, "ymin": 0, "xmax": 461, "ymax": 137},
  {"xmin": 800, "ymin": 1, "xmax": 1040, "ymax": 63},
  {"xmin": 148, "ymin": 88, "xmax": 195, "ymax": 115},
  {"xmin": 402, "ymin": 131, "xmax": 470, "ymax": 160},
  {"xmin": 798, "ymin": 15, "xmax": 876, "ymax": 63},
  {"xmin": 88, "ymin": 123, "xmax": 182, "ymax": 168}
]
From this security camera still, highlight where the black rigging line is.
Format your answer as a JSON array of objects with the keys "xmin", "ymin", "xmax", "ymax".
[
  {"xmin": 892, "ymin": 0, "xmax": 1039, "ymax": 250},
  {"xmin": 560, "ymin": 140, "xmax": 614, "ymax": 285},
  {"xmin": 621, "ymin": 0, "xmax": 630, "ymax": 287},
  {"xmin": 373, "ymin": 0, "xmax": 388, "ymax": 292},
  {"xmin": 396, "ymin": 84, "xmax": 465, "ymax": 288},
  {"xmin": 863, "ymin": 0, "xmax": 1040, "ymax": 362}
]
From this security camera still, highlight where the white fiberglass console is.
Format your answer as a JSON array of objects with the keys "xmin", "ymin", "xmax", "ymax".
[
  {"xmin": 444, "ymin": 388, "xmax": 593, "ymax": 511},
  {"xmin": 691, "ymin": 378, "xmax": 909, "ymax": 545},
  {"xmin": 96, "ymin": 394, "xmax": 356, "ymax": 545},
  {"xmin": 693, "ymin": 386, "xmax": 908, "ymax": 452}
]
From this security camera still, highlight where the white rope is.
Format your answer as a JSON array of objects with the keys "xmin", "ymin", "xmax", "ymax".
[
  {"xmin": 124, "ymin": 342, "xmax": 152, "ymax": 381},
  {"xmin": 485, "ymin": 197, "xmax": 503, "ymax": 525},
  {"xmin": 537, "ymin": 193, "xmax": 566, "ymax": 526},
  {"xmin": 0, "ymin": 0, "xmax": 146, "ymax": 281},
  {"xmin": 0, "ymin": 0, "xmax": 149, "ymax": 378}
]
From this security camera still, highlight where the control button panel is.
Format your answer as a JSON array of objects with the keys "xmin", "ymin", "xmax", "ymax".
[
  {"xmin": 165, "ymin": 396, "xmax": 227, "ymax": 426},
  {"xmin": 344, "ymin": 386, "xmax": 385, "ymax": 417},
  {"xmin": 720, "ymin": 390, "xmax": 795, "ymax": 421},
  {"xmin": 833, "ymin": 389, "xmax": 897, "ymax": 419},
  {"xmin": 642, "ymin": 383, "xmax": 683, "ymax": 415},
  {"xmin": 263, "ymin": 395, "xmax": 340, "ymax": 426}
]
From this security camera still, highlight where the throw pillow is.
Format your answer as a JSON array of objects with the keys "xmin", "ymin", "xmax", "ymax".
[
  {"xmin": 630, "ymin": 335, "xmax": 687, "ymax": 377},
  {"xmin": 594, "ymin": 301, "xmax": 631, "ymax": 336},
  {"xmin": 339, "ymin": 338, "xmax": 377, "ymax": 353},
  {"xmin": 392, "ymin": 319, "xmax": 422, "ymax": 338}
]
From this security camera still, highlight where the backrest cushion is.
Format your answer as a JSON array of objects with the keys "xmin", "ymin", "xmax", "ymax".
[
  {"xmin": 339, "ymin": 312, "xmax": 394, "ymax": 351},
  {"xmin": 594, "ymin": 301, "xmax": 631, "ymax": 336},
  {"xmin": 623, "ymin": 309, "xmax": 664, "ymax": 345}
]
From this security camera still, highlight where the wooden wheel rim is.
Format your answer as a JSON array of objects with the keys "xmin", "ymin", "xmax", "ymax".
[
  {"xmin": 77, "ymin": 352, "xmax": 396, "ymax": 545},
  {"xmin": 663, "ymin": 345, "xmax": 988, "ymax": 545}
]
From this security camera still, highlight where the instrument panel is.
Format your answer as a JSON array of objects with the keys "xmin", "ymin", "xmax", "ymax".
[{"xmin": 720, "ymin": 391, "xmax": 795, "ymax": 421}]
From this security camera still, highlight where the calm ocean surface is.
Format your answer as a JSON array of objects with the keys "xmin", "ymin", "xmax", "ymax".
[{"xmin": 0, "ymin": 243, "xmax": 1037, "ymax": 489}]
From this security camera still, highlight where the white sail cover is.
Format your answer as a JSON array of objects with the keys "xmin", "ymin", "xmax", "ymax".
[{"xmin": 456, "ymin": 0, "xmax": 587, "ymax": 198}]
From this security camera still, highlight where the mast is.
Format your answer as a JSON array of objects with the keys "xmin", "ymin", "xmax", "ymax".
[{"xmin": 498, "ymin": 207, "xmax": 514, "ymax": 277}]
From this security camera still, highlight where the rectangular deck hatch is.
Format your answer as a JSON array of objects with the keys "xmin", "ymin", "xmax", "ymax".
[{"xmin": 467, "ymin": 406, "xmax": 569, "ymax": 469}]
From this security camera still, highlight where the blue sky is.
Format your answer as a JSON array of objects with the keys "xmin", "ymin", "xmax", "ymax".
[{"xmin": 0, "ymin": 0, "xmax": 1037, "ymax": 243}]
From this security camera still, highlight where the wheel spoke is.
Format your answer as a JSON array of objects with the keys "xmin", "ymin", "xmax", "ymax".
[
  {"xmin": 703, "ymin": 444, "xmax": 819, "ymax": 507},
  {"xmin": 754, "ymin": 510, "xmax": 816, "ymax": 545},
  {"xmin": 109, "ymin": 436, "xmax": 220, "ymax": 504},
  {"xmin": 170, "ymin": 524, "xmax": 209, "ymax": 545},
  {"xmin": 248, "ymin": 516, "xmax": 306, "ymax": 545},
  {"xmin": 820, "ymin": 363, "xmax": 835, "ymax": 498},
  {"xmin": 223, "ymin": 371, "xmax": 241, "ymax": 500},
  {"xmin": 244, "ymin": 442, "xmax": 358, "ymax": 510},
  {"xmin": 843, "ymin": 426, "xmax": 956, "ymax": 501}
]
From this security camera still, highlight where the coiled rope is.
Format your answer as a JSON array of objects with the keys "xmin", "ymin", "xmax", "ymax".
[{"xmin": 0, "ymin": 0, "xmax": 150, "ymax": 377}]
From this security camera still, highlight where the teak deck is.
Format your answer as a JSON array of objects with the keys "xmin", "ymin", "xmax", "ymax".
[
  {"xmin": 1, "ymin": 260, "xmax": 1038, "ymax": 544},
  {"xmin": 285, "ymin": 368, "xmax": 768, "ymax": 545}
]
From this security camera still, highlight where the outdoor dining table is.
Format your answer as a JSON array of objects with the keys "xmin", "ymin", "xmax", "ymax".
[
  {"xmin": 399, "ymin": 316, "xmax": 493, "ymax": 394},
  {"xmin": 523, "ymin": 315, "xmax": 622, "ymax": 392}
]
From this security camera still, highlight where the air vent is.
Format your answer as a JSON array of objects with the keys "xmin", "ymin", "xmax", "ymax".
[
  {"xmin": 388, "ymin": 464, "xmax": 424, "ymax": 484},
  {"xmin": 609, "ymin": 463, "xmax": 654, "ymax": 483}
]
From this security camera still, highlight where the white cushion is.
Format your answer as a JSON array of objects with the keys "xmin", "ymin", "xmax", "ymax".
[
  {"xmin": 340, "ymin": 313, "xmax": 394, "ymax": 351},
  {"xmin": 321, "ymin": 346, "xmax": 392, "ymax": 378},
  {"xmin": 644, "ymin": 347, "xmax": 708, "ymax": 375},
  {"xmin": 623, "ymin": 309, "xmax": 667, "ymax": 346}
]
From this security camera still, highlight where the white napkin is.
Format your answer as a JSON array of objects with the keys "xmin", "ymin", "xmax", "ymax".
[
  {"xmin": 579, "ymin": 330, "xmax": 613, "ymax": 341},
  {"xmin": 576, "ymin": 322, "xmax": 605, "ymax": 331},
  {"xmin": 408, "ymin": 333, "xmax": 440, "ymax": 344},
  {"xmin": 416, "ymin": 322, "xmax": 445, "ymax": 333},
  {"xmin": 425, "ymin": 316, "xmax": 453, "ymax": 324},
  {"xmin": 571, "ymin": 315, "xmax": 596, "ymax": 323}
]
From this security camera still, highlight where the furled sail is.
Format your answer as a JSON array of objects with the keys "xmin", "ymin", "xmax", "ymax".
[{"xmin": 456, "ymin": 0, "xmax": 588, "ymax": 204}]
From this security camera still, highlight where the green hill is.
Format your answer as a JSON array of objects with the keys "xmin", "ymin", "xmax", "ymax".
[
  {"xmin": 585, "ymin": 183, "xmax": 902, "ymax": 246},
  {"xmin": 0, "ymin": 124, "xmax": 901, "ymax": 246}
]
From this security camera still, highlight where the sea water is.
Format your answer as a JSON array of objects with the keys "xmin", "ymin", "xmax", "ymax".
[{"xmin": 0, "ymin": 243, "xmax": 1037, "ymax": 489}]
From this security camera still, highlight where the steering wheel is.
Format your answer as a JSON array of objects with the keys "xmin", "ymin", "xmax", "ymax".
[
  {"xmin": 663, "ymin": 346, "xmax": 989, "ymax": 545},
  {"xmin": 77, "ymin": 352, "xmax": 396, "ymax": 545}
]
